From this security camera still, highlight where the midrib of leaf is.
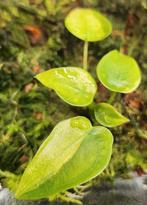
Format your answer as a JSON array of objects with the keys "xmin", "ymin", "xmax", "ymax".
[{"xmin": 53, "ymin": 73, "xmax": 92, "ymax": 95}]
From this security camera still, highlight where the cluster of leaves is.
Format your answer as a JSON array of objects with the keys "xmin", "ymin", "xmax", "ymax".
[{"xmin": 0, "ymin": 0, "xmax": 147, "ymax": 202}]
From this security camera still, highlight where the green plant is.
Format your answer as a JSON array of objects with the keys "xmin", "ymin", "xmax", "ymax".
[{"xmin": 15, "ymin": 7, "xmax": 141, "ymax": 201}]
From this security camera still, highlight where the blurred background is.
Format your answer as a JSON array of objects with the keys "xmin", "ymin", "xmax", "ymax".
[{"xmin": 0, "ymin": 0, "xmax": 147, "ymax": 204}]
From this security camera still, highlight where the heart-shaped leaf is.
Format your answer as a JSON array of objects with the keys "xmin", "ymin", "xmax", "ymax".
[
  {"xmin": 97, "ymin": 50, "xmax": 141, "ymax": 93},
  {"xmin": 94, "ymin": 103, "xmax": 129, "ymax": 127},
  {"xmin": 35, "ymin": 67, "xmax": 97, "ymax": 106},
  {"xmin": 65, "ymin": 8, "xmax": 112, "ymax": 42},
  {"xmin": 16, "ymin": 116, "xmax": 113, "ymax": 200}
]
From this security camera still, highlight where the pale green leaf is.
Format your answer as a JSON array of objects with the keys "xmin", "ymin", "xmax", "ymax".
[
  {"xmin": 16, "ymin": 116, "xmax": 113, "ymax": 200},
  {"xmin": 65, "ymin": 8, "xmax": 112, "ymax": 42},
  {"xmin": 94, "ymin": 103, "xmax": 129, "ymax": 127},
  {"xmin": 97, "ymin": 50, "xmax": 141, "ymax": 93},
  {"xmin": 35, "ymin": 67, "xmax": 97, "ymax": 106}
]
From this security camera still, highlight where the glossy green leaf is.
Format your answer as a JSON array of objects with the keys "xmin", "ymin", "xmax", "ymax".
[
  {"xmin": 97, "ymin": 50, "xmax": 141, "ymax": 93},
  {"xmin": 16, "ymin": 116, "xmax": 113, "ymax": 200},
  {"xmin": 35, "ymin": 67, "xmax": 97, "ymax": 106},
  {"xmin": 94, "ymin": 103, "xmax": 129, "ymax": 127},
  {"xmin": 65, "ymin": 8, "xmax": 112, "ymax": 42}
]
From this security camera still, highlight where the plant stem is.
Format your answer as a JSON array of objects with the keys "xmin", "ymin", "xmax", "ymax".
[
  {"xmin": 108, "ymin": 92, "xmax": 117, "ymax": 104},
  {"xmin": 83, "ymin": 41, "xmax": 89, "ymax": 70}
]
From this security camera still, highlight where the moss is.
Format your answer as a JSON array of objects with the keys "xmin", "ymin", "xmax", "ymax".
[{"xmin": 0, "ymin": 0, "xmax": 146, "ymax": 198}]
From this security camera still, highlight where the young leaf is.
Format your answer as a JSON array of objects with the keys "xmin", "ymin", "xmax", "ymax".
[
  {"xmin": 97, "ymin": 50, "xmax": 141, "ymax": 93},
  {"xmin": 16, "ymin": 116, "xmax": 113, "ymax": 200},
  {"xmin": 35, "ymin": 67, "xmax": 97, "ymax": 106},
  {"xmin": 94, "ymin": 103, "xmax": 129, "ymax": 127},
  {"xmin": 65, "ymin": 8, "xmax": 112, "ymax": 42}
]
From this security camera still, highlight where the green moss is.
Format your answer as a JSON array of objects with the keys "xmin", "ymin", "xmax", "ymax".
[{"xmin": 0, "ymin": 0, "xmax": 146, "ymax": 200}]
